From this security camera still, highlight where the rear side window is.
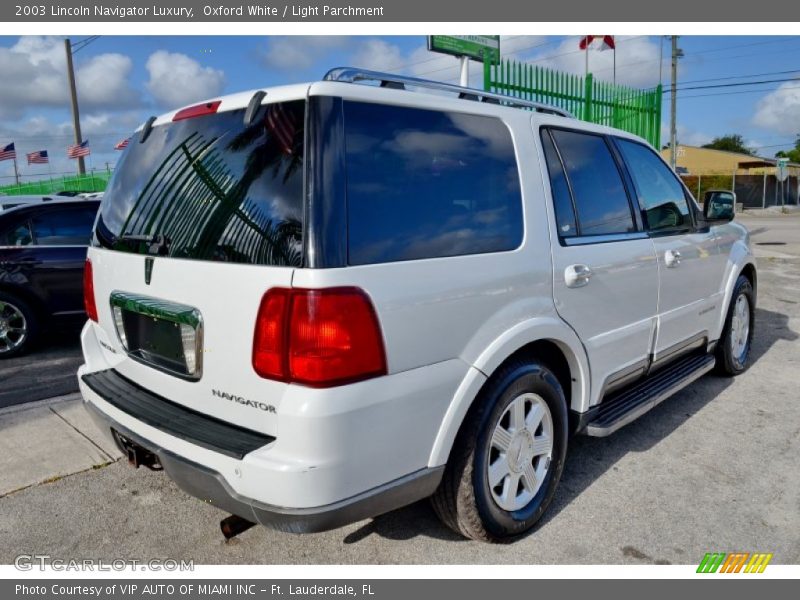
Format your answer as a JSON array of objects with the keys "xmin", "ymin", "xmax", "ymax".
[
  {"xmin": 541, "ymin": 130, "xmax": 577, "ymax": 238},
  {"xmin": 343, "ymin": 101, "xmax": 523, "ymax": 265},
  {"xmin": 95, "ymin": 101, "xmax": 305, "ymax": 266},
  {"xmin": 31, "ymin": 207, "xmax": 97, "ymax": 245},
  {"xmin": 1, "ymin": 221, "xmax": 33, "ymax": 246},
  {"xmin": 615, "ymin": 138, "xmax": 691, "ymax": 232},
  {"xmin": 549, "ymin": 129, "xmax": 635, "ymax": 236}
]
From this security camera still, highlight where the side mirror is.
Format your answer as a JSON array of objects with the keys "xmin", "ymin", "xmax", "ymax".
[{"xmin": 703, "ymin": 190, "xmax": 735, "ymax": 222}]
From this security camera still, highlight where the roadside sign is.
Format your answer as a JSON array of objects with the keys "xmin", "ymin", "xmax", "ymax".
[
  {"xmin": 776, "ymin": 157, "xmax": 789, "ymax": 182},
  {"xmin": 427, "ymin": 35, "xmax": 500, "ymax": 63}
]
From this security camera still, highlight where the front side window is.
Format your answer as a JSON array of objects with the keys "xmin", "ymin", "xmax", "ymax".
[
  {"xmin": 616, "ymin": 138, "xmax": 691, "ymax": 232},
  {"xmin": 31, "ymin": 207, "xmax": 97, "ymax": 245},
  {"xmin": 343, "ymin": 101, "xmax": 523, "ymax": 265},
  {"xmin": 550, "ymin": 129, "xmax": 635, "ymax": 236}
]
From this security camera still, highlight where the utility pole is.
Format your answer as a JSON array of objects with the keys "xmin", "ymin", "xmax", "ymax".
[
  {"xmin": 64, "ymin": 38, "xmax": 86, "ymax": 175},
  {"xmin": 669, "ymin": 36, "xmax": 684, "ymax": 171}
]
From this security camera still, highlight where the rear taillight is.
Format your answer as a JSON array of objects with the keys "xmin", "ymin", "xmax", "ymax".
[
  {"xmin": 252, "ymin": 287, "xmax": 387, "ymax": 387},
  {"xmin": 83, "ymin": 259, "xmax": 98, "ymax": 322}
]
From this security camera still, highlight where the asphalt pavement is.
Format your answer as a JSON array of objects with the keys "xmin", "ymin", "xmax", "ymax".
[
  {"xmin": 0, "ymin": 328, "xmax": 83, "ymax": 409},
  {"xmin": 0, "ymin": 212, "xmax": 798, "ymax": 565}
]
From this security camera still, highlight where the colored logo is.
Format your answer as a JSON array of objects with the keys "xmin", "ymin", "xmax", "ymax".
[{"xmin": 697, "ymin": 552, "xmax": 773, "ymax": 573}]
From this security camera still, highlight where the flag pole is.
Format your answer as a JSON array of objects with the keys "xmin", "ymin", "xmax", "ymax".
[
  {"xmin": 613, "ymin": 45, "xmax": 616, "ymax": 85},
  {"xmin": 585, "ymin": 43, "xmax": 589, "ymax": 77},
  {"xmin": 12, "ymin": 155, "xmax": 19, "ymax": 186}
]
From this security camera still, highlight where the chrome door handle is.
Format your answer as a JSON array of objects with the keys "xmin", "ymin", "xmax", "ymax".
[
  {"xmin": 665, "ymin": 250, "xmax": 682, "ymax": 268},
  {"xmin": 565, "ymin": 264, "xmax": 593, "ymax": 288}
]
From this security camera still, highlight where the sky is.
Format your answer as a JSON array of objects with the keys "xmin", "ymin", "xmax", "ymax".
[{"xmin": 1, "ymin": 34, "xmax": 799, "ymax": 185}]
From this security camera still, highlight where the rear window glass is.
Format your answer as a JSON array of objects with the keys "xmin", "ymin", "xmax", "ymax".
[
  {"xmin": 343, "ymin": 101, "xmax": 523, "ymax": 265},
  {"xmin": 95, "ymin": 101, "xmax": 305, "ymax": 266}
]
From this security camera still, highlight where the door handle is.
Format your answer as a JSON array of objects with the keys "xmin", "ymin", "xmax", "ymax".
[
  {"xmin": 565, "ymin": 264, "xmax": 593, "ymax": 288},
  {"xmin": 664, "ymin": 250, "xmax": 682, "ymax": 268}
]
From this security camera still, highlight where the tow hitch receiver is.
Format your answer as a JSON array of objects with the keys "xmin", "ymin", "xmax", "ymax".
[{"xmin": 113, "ymin": 430, "xmax": 163, "ymax": 471}]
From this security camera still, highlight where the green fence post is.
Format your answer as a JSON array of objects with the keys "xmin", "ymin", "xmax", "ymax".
[
  {"xmin": 483, "ymin": 58, "xmax": 491, "ymax": 92},
  {"xmin": 583, "ymin": 73, "xmax": 594, "ymax": 122}
]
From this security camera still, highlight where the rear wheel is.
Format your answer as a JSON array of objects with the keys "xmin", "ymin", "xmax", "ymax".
[
  {"xmin": 431, "ymin": 360, "xmax": 568, "ymax": 542},
  {"xmin": 0, "ymin": 293, "xmax": 38, "ymax": 359},
  {"xmin": 715, "ymin": 275, "xmax": 754, "ymax": 376}
]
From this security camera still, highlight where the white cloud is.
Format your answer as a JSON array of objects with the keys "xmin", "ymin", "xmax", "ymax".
[
  {"xmin": 662, "ymin": 123, "xmax": 713, "ymax": 148},
  {"xmin": 146, "ymin": 50, "xmax": 225, "ymax": 108},
  {"xmin": 0, "ymin": 36, "xmax": 141, "ymax": 119},
  {"xmin": 753, "ymin": 82, "xmax": 800, "ymax": 132},
  {"xmin": 350, "ymin": 39, "xmax": 405, "ymax": 72},
  {"xmin": 260, "ymin": 36, "xmax": 350, "ymax": 71}
]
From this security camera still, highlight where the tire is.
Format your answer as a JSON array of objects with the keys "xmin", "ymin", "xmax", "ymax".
[
  {"xmin": 715, "ymin": 275, "xmax": 755, "ymax": 376},
  {"xmin": 431, "ymin": 359, "xmax": 568, "ymax": 542},
  {"xmin": 0, "ymin": 292, "xmax": 39, "ymax": 359}
]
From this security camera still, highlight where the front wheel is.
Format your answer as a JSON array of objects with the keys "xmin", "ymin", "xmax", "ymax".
[
  {"xmin": 716, "ymin": 275, "xmax": 755, "ymax": 376},
  {"xmin": 431, "ymin": 360, "xmax": 568, "ymax": 542}
]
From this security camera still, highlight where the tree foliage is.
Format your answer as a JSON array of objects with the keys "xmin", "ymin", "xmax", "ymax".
[
  {"xmin": 775, "ymin": 136, "xmax": 800, "ymax": 163},
  {"xmin": 701, "ymin": 134, "xmax": 754, "ymax": 156}
]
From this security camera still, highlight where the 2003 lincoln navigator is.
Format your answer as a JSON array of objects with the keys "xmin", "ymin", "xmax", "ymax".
[{"xmin": 79, "ymin": 68, "xmax": 756, "ymax": 541}]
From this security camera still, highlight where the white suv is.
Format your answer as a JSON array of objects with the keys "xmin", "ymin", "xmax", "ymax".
[{"xmin": 79, "ymin": 68, "xmax": 756, "ymax": 542}]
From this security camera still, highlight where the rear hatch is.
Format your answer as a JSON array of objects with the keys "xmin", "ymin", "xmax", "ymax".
[{"xmin": 88, "ymin": 97, "xmax": 306, "ymax": 436}]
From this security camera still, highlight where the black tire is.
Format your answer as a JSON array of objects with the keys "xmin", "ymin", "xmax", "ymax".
[
  {"xmin": 431, "ymin": 359, "xmax": 568, "ymax": 542},
  {"xmin": 715, "ymin": 275, "xmax": 755, "ymax": 376},
  {"xmin": 0, "ymin": 292, "xmax": 39, "ymax": 359}
]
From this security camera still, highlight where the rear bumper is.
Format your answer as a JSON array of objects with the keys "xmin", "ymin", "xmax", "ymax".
[{"xmin": 83, "ymin": 397, "xmax": 443, "ymax": 533}]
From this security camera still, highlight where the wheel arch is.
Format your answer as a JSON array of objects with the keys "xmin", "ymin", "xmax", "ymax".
[
  {"xmin": 428, "ymin": 318, "xmax": 589, "ymax": 468},
  {"xmin": 0, "ymin": 283, "xmax": 48, "ymax": 321},
  {"xmin": 714, "ymin": 258, "xmax": 757, "ymax": 341}
]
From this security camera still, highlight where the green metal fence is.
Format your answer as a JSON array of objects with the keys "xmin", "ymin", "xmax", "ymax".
[
  {"xmin": 0, "ymin": 171, "xmax": 111, "ymax": 196},
  {"xmin": 484, "ymin": 58, "xmax": 662, "ymax": 147}
]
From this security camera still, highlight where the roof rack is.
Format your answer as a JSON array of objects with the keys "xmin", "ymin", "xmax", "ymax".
[{"xmin": 323, "ymin": 67, "xmax": 574, "ymax": 119}]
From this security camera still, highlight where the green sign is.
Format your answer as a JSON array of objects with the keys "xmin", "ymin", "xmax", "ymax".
[{"xmin": 427, "ymin": 35, "xmax": 500, "ymax": 63}]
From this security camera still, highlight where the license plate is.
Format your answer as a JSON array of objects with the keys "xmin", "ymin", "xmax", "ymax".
[{"xmin": 109, "ymin": 292, "xmax": 203, "ymax": 380}]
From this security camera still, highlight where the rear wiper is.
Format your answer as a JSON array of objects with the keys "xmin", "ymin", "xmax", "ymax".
[{"xmin": 117, "ymin": 233, "xmax": 171, "ymax": 256}]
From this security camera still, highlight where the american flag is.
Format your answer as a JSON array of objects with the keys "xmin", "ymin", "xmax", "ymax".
[
  {"xmin": 67, "ymin": 140, "xmax": 91, "ymax": 158},
  {"xmin": 114, "ymin": 138, "xmax": 129, "ymax": 151},
  {"xmin": 26, "ymin": 150, "xmax": 49, "ymax": 165},
  {"xmin": 0, "ymin": 142, "xmax": 16, "ymax": 162}
]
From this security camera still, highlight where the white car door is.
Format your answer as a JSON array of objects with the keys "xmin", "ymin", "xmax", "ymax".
[
  {"xmin": 613, "ymin": 137, "xmax": 725, "ymax": 365},
  {"xmin": 540, "ymin": 127, "xmax": 659, "ymax": 403}
]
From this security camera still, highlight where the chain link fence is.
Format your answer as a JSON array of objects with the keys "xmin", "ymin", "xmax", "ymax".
[{"xmin": 681, "ymin": 173, "xmax": 799, "ymax": 209}]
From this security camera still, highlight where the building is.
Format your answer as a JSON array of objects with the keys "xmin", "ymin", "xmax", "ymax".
[
  {"xmin": 660, "ymin": 144, "xmax": 800, "ymax": 177},
  {"xmin": 660, "ymin": 145, "xmax": 799, "ymax": 208}
]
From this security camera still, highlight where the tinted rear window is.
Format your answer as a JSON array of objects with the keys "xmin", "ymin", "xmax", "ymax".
[
  {"xmin": 95, "ymin": 101, "xmax": 305, "ymax": 266},
  {"xmin": 343, "ymin": 101, "xmax": 523, "ymax": 265}
]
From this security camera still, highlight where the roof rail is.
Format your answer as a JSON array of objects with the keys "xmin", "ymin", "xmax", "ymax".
[{"xmin": 323, "ymin": 67, "xmax": 574, "ymax": 118}]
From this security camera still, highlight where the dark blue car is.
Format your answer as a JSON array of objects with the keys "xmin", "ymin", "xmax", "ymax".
[{"xmin": 0, "ymin": 200, "xmax": 100, "ymax": 358}]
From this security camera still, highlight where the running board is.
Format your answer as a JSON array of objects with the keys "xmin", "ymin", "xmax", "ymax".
[{"xmin": 585, "ymin": 353, "xmax": 716, "ymax": 437}]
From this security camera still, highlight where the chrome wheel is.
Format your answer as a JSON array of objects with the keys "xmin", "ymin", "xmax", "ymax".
[
  {"xmin": 0, "ymin": 300, "xmax": 27, "ymax": 355},
  {"xmin": 730, "ymin": 293, "xmax": 750, "ymax": 362},
  {"xmin": 487, "ymin": 393, "xmax": 554, "ymax": 512}
]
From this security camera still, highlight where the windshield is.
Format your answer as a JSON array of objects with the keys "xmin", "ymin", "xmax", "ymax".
[{"xmin": 95, "ymin": 100, "xmax": 305, "ymax": 267}]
